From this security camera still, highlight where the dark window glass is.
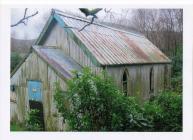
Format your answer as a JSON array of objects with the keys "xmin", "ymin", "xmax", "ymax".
[
  {"xmin": 123, "ymin": 70, "xmax": 128, "ymax": 95},
  {"xmin": 150, "ymin": 67, "xmax": 154, "ymax": 93},
  {"xmin": 164, "ymin": 65, "xmax": 168, "ymax": 89}
]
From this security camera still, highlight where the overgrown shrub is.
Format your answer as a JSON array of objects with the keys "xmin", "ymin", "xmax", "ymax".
[
  {"xmin": 10, "ymin": 121, "xmax": 27, "ymax": 131},
  {"xmin": 54, "ymin": 68, "xmax": 151, "ymax": 131},
  {"xmin": 54, "ymin": 68, "xmax": 182, "ymax": 131},
  {"xmin": 143, "ymin": 91, "xmax": 182, "ymax": 131},
  {"xmin": 25, "ymin": 109, "xmax": 43, "ymax": 131}
]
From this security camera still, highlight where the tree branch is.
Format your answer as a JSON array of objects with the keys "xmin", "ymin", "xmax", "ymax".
[
  {"xmin": 11, "ymin": 8, "xmax": 38, "ymax": 27},
  {"xmin": 79, "ymin": 16, "xmax": 96, "ymax": 32},
  {"xmin": 104, "ymin": 8, "xmax": 112, "ymax": 13}
]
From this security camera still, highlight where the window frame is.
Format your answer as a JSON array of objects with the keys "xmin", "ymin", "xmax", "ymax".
[
  {"xmin": 122, "ymin": 68, "xmax": 129, "ymax": 96},
  {"xmin": 149, "ymin": 67, "xmax": 154, "ymax": 94}
]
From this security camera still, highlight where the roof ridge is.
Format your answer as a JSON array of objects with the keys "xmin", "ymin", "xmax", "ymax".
[{"xmin": 53, "ymin": 9, "xmax": 145, "ymax": 38}]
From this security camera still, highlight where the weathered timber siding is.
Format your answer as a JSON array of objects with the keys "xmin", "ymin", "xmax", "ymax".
[
  {"xmin": 11, "ymin": 51, "xmax": 67, "ymax": 131},
  {"xmin": 11, "ymin": 17, "xmax": 171, "ymax": 132},
  {"xmin": 106, "ymin": 64, "xmax": 171, "ymax": 103},
  {"xmin": 10, "ymin": 91, "xmax": 18, "ymax": 122},
  {"xmin": 41, "ymin": 22, "xmax": 102, "ymax": 74},
  {"xmin": 39, "ymin": 21, "xmax": 171, "ymax": 102}
]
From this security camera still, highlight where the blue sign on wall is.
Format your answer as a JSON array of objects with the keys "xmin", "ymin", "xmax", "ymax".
[{"xmin": 28, "ymin": 81, "xmax": 42, "ymax": 102}]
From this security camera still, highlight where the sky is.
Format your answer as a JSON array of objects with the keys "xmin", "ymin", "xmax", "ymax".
[
  {"xmin": 11, "ymin": 8, "xmax": 50, "ymax": 39},
  {"xmin": 11, "ymin": 8, "xmax": 131, "ymax": 40}
]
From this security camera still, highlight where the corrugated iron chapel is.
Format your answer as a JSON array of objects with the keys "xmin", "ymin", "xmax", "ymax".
[{"xmin": 11, "ymin": 10, "xmax": 171, "ymax": 131}]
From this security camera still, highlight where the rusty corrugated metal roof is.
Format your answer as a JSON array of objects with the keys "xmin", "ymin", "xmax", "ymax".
[
  {"xmin": 54, "ymin": 11, "xmax": 171, "ymax": 65},
  {"xmin": 33, "ymin": 45, "xmax": 82, "ymax": 79}
]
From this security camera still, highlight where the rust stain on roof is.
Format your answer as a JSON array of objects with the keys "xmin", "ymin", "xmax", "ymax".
[
  {"xmin": 53, "ymin": 12, "xmax": 171, "ymax": 65},
  {"xmin": 118, "ymin": 31, "xmax": 150, "ymax": 62}
]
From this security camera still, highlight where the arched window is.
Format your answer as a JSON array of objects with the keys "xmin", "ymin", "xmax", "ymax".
[
  {"xmin": 150, "ymin": 67, "xmax": 154, "ymax": 93},
  {"xmin": 122, "ymin": 69, "xmax": 128, "ymax": 95}
]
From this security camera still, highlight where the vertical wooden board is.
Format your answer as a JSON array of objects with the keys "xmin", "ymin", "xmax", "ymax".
[
  {"xmin": 58, "ymin": 77, "xmax": 67, "ymax": 91},
  {"xmin": 154, "ymin": 65, "xmax": 164, "ymax": 94},
  {"xmin": 136, "ymin": 66, "xmax": 142, "ymax": 102},
  {"xmin": 73, "ymin": 43, "xmax": 77, "ymax": 61},
  {"xmin": 20, "ymin": 66, "xmax": 24, "ymax": 86},
  {"xmin": 16, "ymin": 87, "xmax": 22, "ymax": 122},
  {"xmin": 79, "ymin": 46, "xmax": 82, "ymax": 65},
  {"xmin": 75, "ymin": 44, "xmax": 78, "ymax": 62},
  {"xmin": 48, "ymin": 67, "xmax": 57, "ymax": 95},
  {"xmin": 38, "ymin": 56, "xmax": 48, "ymax": 89},
  {"xmin": 61, "ymin": 29, "xmax": 69, "ymax": 55},
  {"xmin": 146, "ymin": 66, "xmax": 151, "ymax": 99},
  {"xmin": 158, "ymin": 65, "xmax": 163, "ymax": 92},
  {"xmin": 85, "ymin": 55, "xmax": 88, "ymax": 66},
  {"xmin": 140, "ymin": 65, "xmax": 149, "ymax": 100},
  {"xmin": 16, "ymin": 87, "xmax": 27, "ymax": 122},
  {"xmin": 42, "ymin": 66, "xmax": 51, "ymax": 130},
  {"xmin": 155, "ymin": 65, "xmax": 159, "ymax": 94},
  {"xmin": 48, "ymin": 67, "xmax": 58, "ymax": 115},
  {"xmin": 42, "ymin": 90, "xmax": 51, "ymax": 130},
  {"xmin": 152, "ymin": 65, "xmax": 157, "ymax": 94},
  {"xmin": 10, "ymin": 101, "xmax": 18, "ymax": 122},
  {"xmin": 67, "ymin": 32, "xmax": 70, "ymax": 55},
  {"xmin": 69, "ymin": 38, "xmax": 73, "ymax": 60},
  {"xmin": 106, "ymin": 66, "xmax": 123, "ymax": 89},
  {"xmin": 47, "ymin": 67, "xmax": 57, "ymax": 130},
  {"xmin": 128, "ymin": 67, "xmax": 136, "ymax": 96}
]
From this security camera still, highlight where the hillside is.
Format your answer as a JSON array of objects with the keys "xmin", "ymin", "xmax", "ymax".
[
  {"xmin": 11, "ymin": 38, "xmax": 36, "ymax": 55},
  {"xmin": 11, "ymin": 38, "xmax": 36, "ymax": 72}
]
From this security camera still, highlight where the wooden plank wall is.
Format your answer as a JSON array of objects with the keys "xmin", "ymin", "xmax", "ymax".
[
  {"xmin": 106, "ymin": 64, "xmax": 171, "ymax": 103},
  {"xmin": 11, "ymin": 52, "xmax": 67, "ymax": 131},
  {"xmin": 11, "ymin": 21, "xmax": 171, "ymax": 131},
  {"xmin": 42, "ymin": 22, "xmax": 102, "ymax": 74},
  {"xmin": 39, "ymin": 22, "xmax": 171, "ymax": 103}
]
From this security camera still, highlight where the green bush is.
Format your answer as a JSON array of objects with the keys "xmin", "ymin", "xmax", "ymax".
[
  {"xmin": 11, "ymin": 52, "xmax": 22, "ymax": 72},
  {"xmin": 171, "ymin": 45, "xmax": 182, "ymax": 93},
  {"xmin": 10, "ymin": 122, "xmax": 27, "ymax": 131},
  {"xmin": 25, "ymin": 109, "xmax": 43, "ymax": 131},
  {"xmin": 54, "ymin": 68, "xmax": 151, "ymax": 131},
  {"xmin": 54, "ymin": 68, "xmax": 182, "ymax": 131},
  {"xmin": 143, "ymin": 91, "xmax": 182, "ymax": 131}
]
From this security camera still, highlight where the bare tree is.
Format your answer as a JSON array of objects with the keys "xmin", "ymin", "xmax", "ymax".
[
  {"xmin": 131, "ymin": 9, "xmax": 183, "ymax": 57},
  {"xmin": 11, "ymin": 8, "xmax": 38, "ymax": 27}
]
